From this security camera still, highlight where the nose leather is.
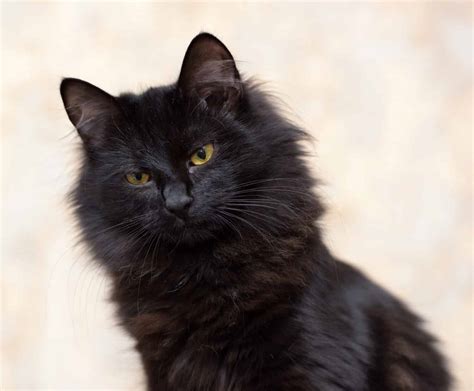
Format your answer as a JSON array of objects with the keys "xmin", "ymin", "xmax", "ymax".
[{"xmin": 162, "ymin": 181, "xmax": 193, "ymax": 217}]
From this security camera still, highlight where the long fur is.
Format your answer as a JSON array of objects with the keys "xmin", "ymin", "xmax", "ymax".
[{"xmin": 63, "ymin": 33, "xmax": 451, "ymax": 391}]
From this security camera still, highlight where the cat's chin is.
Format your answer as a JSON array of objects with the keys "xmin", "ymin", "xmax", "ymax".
[
  {"xmin": 161, "ymin": 228, "xmax": 216, "ymax": 247},
  {"xmin": 150, "ymin": 213, "xmax": 226, "ymax": 247},
  {"xmin": 152, "ymin": 220, "xmax": 224, "ymax": 247}
]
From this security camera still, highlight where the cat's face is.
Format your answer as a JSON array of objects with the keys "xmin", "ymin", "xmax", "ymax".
[
  {"xmin": 61, "ymin": 33, "xmax": 316, "ymax": 262},
  {"xmin": 74, "ymin": 88, "xmax": 265, "ymax": 245}
]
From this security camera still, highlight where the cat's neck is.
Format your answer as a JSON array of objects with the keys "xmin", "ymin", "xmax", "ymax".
[{"xmin": 110, "ymin": 226, "xmax": 322, "ymax": 327}]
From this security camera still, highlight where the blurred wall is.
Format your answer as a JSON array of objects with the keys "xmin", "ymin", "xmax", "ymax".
[{"xmin": 1, "ymin": 2, "xmax": 472, "ymax": 390}]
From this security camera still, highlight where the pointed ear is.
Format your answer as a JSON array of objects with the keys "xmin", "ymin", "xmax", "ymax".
[
  {"xmin": 178, "ymin": 33, "xmax": 242, "ymax": 114},
  {"xmin": 60, "ymin": 78, "xmax": 120, "ymax": 145}
]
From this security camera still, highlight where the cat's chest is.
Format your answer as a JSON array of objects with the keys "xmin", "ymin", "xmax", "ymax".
[
  {"xmin": 124, "ymin": 299, "xmax": 307, "ymax": 390},
  {"xmin": 120, "ymin": 277, "xmax": 241, "ymax": 355},
  {"xmin": 127, "ymin": 308, "xmax": 247, "ymax": 390}
]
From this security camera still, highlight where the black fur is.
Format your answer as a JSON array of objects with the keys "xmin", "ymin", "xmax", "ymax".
[{"xmin": 60, "ymin": 33, "xmax": 451, "ymax": 390}]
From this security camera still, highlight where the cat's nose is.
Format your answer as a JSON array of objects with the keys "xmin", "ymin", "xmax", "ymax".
[
  {"xmin": 163, "ymin": 182, "xmax": 193, "ymax": 218},
  {"xmin": 165, "ymin": 194, "xmax": 193, "ymax": 217}
]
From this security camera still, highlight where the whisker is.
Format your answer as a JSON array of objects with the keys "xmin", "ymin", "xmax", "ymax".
[
  {"xmin": 225, "ymin": 177, "xmax": 312, "ymax": 192},
  {"xmin": 214, "ymin": 211, "xmax": 244, "ymax": 240},
  {"xmin": 217, "ymin": 209, "xmax": 274, "ymax": 247},
  {"xmin": 220, "ymin": 206, "xmax": 291, "ymax": 230}
]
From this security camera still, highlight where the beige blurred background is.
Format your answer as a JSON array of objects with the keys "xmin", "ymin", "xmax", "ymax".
[{"xmin": 1, "ymin": 2, "xmax": 472, "ymax": 390}]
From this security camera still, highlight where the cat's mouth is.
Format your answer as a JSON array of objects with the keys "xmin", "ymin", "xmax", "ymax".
[
  {"xmin": 160, "ymin": 212, "xmax": 188, "ymax": 234},
  {"xmin": 164, "ymin": 210, "xmax": 188, "ymax": 227},
  {"xmin": 171, "ymin": 216, "xmax": 186, "ymax": 228}
]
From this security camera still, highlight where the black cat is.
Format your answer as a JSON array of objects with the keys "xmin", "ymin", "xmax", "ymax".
[{"xmin": 60, "ymin": 33, "xmax": 451, "ymax": 390}]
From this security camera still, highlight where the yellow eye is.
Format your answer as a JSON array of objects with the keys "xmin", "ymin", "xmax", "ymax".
[
  {"xmin": 125, "ymin": 172, "xmax": 151, "ymax": 185},
  {"xmin": 190, "ymin": 144, "xmax": 214, "ymax": 166}
]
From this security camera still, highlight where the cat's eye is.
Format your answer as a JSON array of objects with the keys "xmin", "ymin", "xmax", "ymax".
[
  {"xmin": 190, "ymin": 144, "xmax": 214, "ymax": 166},
  {"xmin": 125, "ymin": 172, "xmax": 151, "ymax": 185}
]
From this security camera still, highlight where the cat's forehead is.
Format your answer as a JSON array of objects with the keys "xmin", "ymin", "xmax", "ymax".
[{"xmin": 120, "ymin": 86, "xmax": 218, "ymax": 146}]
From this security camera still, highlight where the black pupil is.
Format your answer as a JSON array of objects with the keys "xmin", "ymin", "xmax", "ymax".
[
  {"xmin": 196, "ymin": 148, "xmax": 206, "ymax": 160},
  {"xmin": 135, "ymin": 173, "xmax": 143, "ymax": 180}
]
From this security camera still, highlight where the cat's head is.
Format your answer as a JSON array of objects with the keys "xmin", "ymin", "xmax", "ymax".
[{"xmin": 61, "ymin": 33, "xmax": 320, "ymax": 269}]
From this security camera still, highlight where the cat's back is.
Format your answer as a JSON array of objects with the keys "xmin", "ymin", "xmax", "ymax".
[{"xmin": 293, "ymin": 252, "xmax": 451, "ymax": 390}]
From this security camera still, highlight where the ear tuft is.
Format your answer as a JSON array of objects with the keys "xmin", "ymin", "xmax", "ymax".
[
  {"xmin": 178, "ymin": 33, "xmax": 242, "ymax": 113},
  {"xmin": 60, "ymin": 78, "xmax": 120, "ymax": 145}
]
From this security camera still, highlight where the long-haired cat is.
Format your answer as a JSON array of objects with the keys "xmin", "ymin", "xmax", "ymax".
[{"xmin": 60, "ymin": 33, "xmax": 451, "ymax": 390}]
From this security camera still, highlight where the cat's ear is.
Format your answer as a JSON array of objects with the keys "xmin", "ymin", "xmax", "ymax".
[
  {"xmin": 178, "ymin": 33, "xmax": 242, "ymax": 114},
  {"xmin": 60, "ymin": 78, "xmax": 121, "ymax": 146}
]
